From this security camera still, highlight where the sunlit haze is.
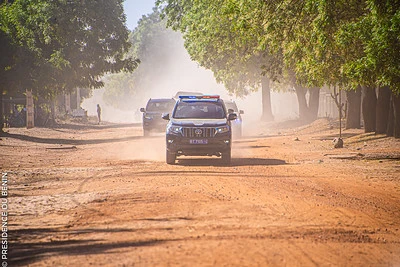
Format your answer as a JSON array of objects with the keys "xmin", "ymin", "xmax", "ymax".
[{"xmin": 82, "ymin": 1, "xmax": 299, "ymax": 124}]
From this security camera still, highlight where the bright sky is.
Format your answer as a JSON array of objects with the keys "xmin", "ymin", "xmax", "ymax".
[{"xmin": 123, "ymin": 0, "xmax": 156, "ymax": 30}]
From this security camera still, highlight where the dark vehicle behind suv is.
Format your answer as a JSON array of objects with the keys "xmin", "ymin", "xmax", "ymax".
[
  {"xmin": 162, "ymin": 95, "xmax": 237, "ymax": 165},
  {"xmin": 140, "ymin": 98, "xmax": 176, "ymax": 136}
]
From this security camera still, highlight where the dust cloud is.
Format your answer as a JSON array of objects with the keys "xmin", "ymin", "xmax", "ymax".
[
  {"xmin": 81, "ymin": 31, "xmax": 298, "ymax": 125},
  {"xmin": 115, "ymin": 136, "xmax": 166, "ymax": 162},
  {"xmin": 81, "ymin": 30, "xmax": 299, "ymax": 161},
  {"xmin": 88, "ymin": 125, "xmax": 167, "ymax": 162},
  {"xmin": 81, "ymin": 34, "xmax": 235, "ymax": 123},
  {"xmin": 82, "ymin": 88, "xmax": 141, "ymax": 123}
]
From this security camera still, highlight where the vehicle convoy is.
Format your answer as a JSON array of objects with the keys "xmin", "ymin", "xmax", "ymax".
[
  {"xmin": 140, "ymin": 98, "xmax": 176, "ymax": 136},
  {"xmin": 224, "ymin": 100, "xmax": 244, "ymax": 138},
  {"xmin": 162, "ymin": 95, "xmax": 237, "ymax": 165}
]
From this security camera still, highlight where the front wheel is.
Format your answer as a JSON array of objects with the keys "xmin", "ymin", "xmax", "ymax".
[
  {"xmin": 166, "ymin": 150, "xmax": 176, "ymax": 165},
  {"xmin": 221, "ymin": 150, "xmax": 231, "ymax": 165}
]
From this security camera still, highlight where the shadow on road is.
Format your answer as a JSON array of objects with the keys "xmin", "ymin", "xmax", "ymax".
[
  {"xmin": 312, "ymin": 132, "xmax": 361, "ymax": 141},
  {"xmin": 52, "ymin": 122, "xmax": 141, "ymax": 130},
  {"xmin": 9, "ymin": 227, "xmax": 176, "ymax": 266},
  {"xmin": 1, "ymin": 132, "xmax": 159, "ymax": 145},
  {"xmin": 176, "ymin": 157, "xmax": 286, "ymax": 167}
]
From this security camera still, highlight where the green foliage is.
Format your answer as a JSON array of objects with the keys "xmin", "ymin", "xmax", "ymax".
[
  {"xmin": 0, "ymin": 0, "xmax": 139, "ymax": 99},
  {"xmin": 158, "ymin": 0, "xmax": 273, "ymax": 96},
  {"xmin": 158, "ymin": 0, "xmax": 400, "ymax": 94},
  {"xmin": 338, "ymin": 0, "xmax": 400, "ymax": 91}
]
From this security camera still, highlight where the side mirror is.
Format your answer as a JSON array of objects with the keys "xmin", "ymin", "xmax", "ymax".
[
  {"xmin": 140, "ymin": 107, "xmax": 145, "ymax": 112},
  {"xmin": 228, "ymin": 108, "xmax": 235, "ymax": 114},
  {"xmin": 227, "ymin": 113, "xmax": 237, "ymax": 121},
  {"xmin": 162, "ymin": 113, "xmax": 170, "ymax": 120},
  {"xmin": 239, "ymin": 110, "xmax": 244, "ymax": 115}
]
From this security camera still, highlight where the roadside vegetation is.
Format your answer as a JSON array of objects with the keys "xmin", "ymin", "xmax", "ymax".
[
  {"xmin": 156, "ymin": 0, "xmax": 400, "ymax": 135},
  {"xmin": 0, "ymin": 0, "xmax": 138, "ymax": 131}
]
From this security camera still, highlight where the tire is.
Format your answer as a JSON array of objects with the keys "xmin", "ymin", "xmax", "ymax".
[
  {"xmin": 166, "ymin": 150, "xmax": 176, "ymax": 165},
  {"xmin": 221, "ymin": 149, "xmax": 231, "ymax": 165}
]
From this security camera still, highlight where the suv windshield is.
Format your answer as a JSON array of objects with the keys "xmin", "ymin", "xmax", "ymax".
[
  {"xmin": 173, "ymin": 101, "xmax": 226, "ymax": 119},
  {"xmin": 146, "ymin": 100, "xmax": 175, "ymax": 112}
]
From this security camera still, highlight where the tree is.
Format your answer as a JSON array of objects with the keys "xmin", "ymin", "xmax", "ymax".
[
  {"xmin": 0, "ymin": 0, "xmax": 138, "ymax": 130},
  {"xmin": 0, "ymin": 31, "xmax": 15, "ymax": 132},
  {"xmin": 158, "ymin": 0, "xmax": 276, "ymax": 121},
  {"xmin": 337, "ymin": 1, "xmax": 400, "ymax": 134},
  {"xmin": 345, "ymin": 87, "xmax": 362, "ymax": 129},
  {"xmin": 157, "ymin": 0, "xmax": 400, "ymax": 134},
  {"xmin": 0, "ymin": 3, "xmax": 39, "ymax": 131},
  {"xmin": 340, "ymin": 1, "xmax": 400, "ymax": 93},
  {"xmin": 376, "ymin": 86, "xmax": 391, "ymax": 134},
  {"xmin": 392, "ymin": 93, "xmax": 400, "ymax": 138},
  {"xmin": 157, "ymin": 0, "xmax": 340, "ymax": 122},
  {"xmin": 361, "ymin": 86, "xmax": 377, "ymax": 132},
  {"xmin": 293, "ymin": 85, "xmax": 321, "ymax": 122}
]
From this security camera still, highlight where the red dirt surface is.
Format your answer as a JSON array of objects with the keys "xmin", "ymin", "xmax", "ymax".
[{"xmin": 1, "ymin": 118, "xmax": 399, "ymax": 266}]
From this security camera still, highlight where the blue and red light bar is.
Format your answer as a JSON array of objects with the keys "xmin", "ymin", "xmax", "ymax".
[{"xmin": 179, "ymin": 95, "xmax": 220, "ymax": 99}]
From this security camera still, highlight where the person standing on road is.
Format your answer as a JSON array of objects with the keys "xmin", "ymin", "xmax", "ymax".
[{"xmin": 97, "ymin": 104, "xmax": 101, "ymax": 124}]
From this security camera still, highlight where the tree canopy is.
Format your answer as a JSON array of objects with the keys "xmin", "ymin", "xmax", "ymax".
[
  {"xmin": 157, "ymin": 0, "xmax": 400, "ymax": 93},
  {"xmin": 0, "ymin": 0, "xmax": 139, "ymax": 97},
  {"xmin": 0, "ymin": 0, "xmax": 139, "ymax": 130},
  {"xmin": 157, "ymin": 0, "xmax": 270, "ymax": 96}
]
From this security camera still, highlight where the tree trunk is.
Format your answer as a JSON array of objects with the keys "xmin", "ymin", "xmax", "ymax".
[
  {"xmin": 50, "ymin": 99, "xmax": 56, "ymax": 125},
  {"xmin": 361, "ymin": 85, "xmax": 377, "ymax": 133},
  {"xmin": 294, "ymin": 85, "xmax": 320, "ymax": 122},
  {"xmin": 393, "ymin": 94, "xmax": 400, "ymax": 138},
  {"xmin": 386, "ymin": 94, "xmax": 394, "ymax": 137},
  {"xmin": 375, "ymin": 86, "xmax": 391, "ymax": 134},
  {"xmin": 294, "ymin": 84, "xmax": 308, "ymax": 121},
  {"xmin": 346, "ymin": 86, "xmax": 362, "ymax": 129},
  {"xmin": 0, "ymin": 89, "xmax": 3, "ymax": 133},
  {"xmin": 308, "ymin": 87, "xmax": 320, "ymax": 121},
  {"xmin": 261, "ymin": 76, "xmax": 274, "ymax": 121}
]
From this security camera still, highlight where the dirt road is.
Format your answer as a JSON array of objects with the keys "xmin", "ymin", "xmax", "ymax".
[{"xmin": 1, "ymin": 119, "xmax": 400, "ymax": 266}]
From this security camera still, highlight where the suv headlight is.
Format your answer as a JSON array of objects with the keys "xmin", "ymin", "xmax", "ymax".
[
  {"xmin": 167, "ymin": 125, "xmax": 182, "ymax": 135},
  {"xmin": 144, "ymin": 115, "xmax": 153, "ymax": 120},
  {"xmin": 215, "ymin": 126, "xmax": 229, "ymax": 134}
]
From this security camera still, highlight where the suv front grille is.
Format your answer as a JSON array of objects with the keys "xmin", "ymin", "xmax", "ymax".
[{"xmin": 182, "ymin": 127, "xmax": 216, "ymax": 138}]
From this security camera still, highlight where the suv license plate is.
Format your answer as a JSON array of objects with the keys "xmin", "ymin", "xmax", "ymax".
[{"xmin": 190, "ymin": 139, "xmax": 208, "ymax": 144}]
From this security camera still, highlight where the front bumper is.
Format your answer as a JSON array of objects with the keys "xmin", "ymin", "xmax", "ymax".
[{"xmin": 166, "ymin": 133, "xmax": 231, "ymax": 156}]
